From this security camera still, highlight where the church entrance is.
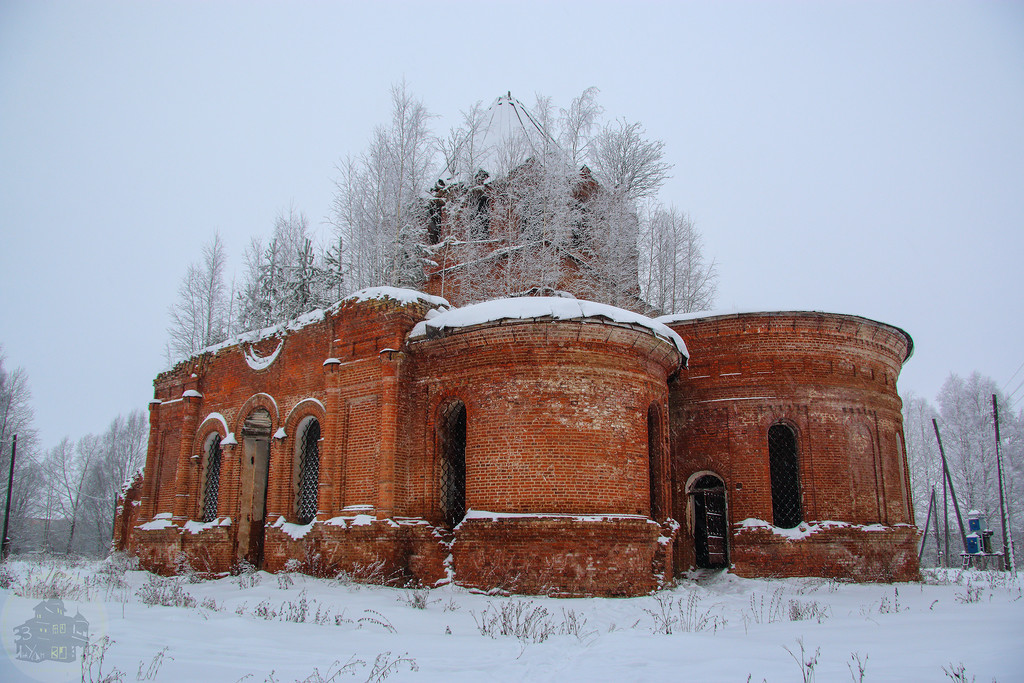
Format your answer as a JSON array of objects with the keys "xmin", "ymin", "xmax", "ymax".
[
  {"xmin": 238, "ymin": 409, "xmax": 272, "ymax": 568},
  {"xmin": 690, "ymin": 473, "xmax": 728, "ymax": 569}
]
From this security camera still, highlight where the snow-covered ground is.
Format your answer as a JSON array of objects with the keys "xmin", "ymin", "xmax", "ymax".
[{"xmin": 1, "ymin": 556, "xmax": 1021, "ymax": 682}]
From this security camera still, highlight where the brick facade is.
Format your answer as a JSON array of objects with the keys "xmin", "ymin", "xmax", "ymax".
[
  {"xmin": 661, "ymin": 311, "xmax": 918, "ymax": 582},
  {"xmin": 114, "ymin": 294, "xmax": 919, "ymax": 595}
]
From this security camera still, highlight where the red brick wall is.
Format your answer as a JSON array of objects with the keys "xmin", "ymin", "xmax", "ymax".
[
  {"xmin": 731, "ymin": 523, "xmax": 920, "ymax": 582},
  {"xmin": 452, "ymin": 516, "xmax": 671, "ymax": 596},
  {"xmin": 663, "ymin": 312, "xmax": 917, "ymax": 578},
  {"xmin": 403, "ymin": 319, "xmax": 681, "ymax": 519},
  {"xmin": 125, "ymin": 300, "xmax": 918, "ymax": 592}
]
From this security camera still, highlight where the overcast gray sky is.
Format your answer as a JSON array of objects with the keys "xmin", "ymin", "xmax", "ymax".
[{"xmin": 1, "ymin": 1, "xmax": 1022, "ymax": 449}]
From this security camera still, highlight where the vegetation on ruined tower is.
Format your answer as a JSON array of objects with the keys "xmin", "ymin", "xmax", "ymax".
[{"xmin": 164, "ymin": 85, "xmax": 718, "ymax": 362}]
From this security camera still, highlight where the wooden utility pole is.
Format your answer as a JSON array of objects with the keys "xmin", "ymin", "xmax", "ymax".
[
  {"xmin": 919, "ymin": 485, "xmax": 938, "ymax": 563},
  {"xmin": 992, "ymin": 395, "xmax": 1016, "ymax": 572},
  {"xmin": 933, "ymin": 419, "xmax": 968, "ymax": 556},
  {"xmin": 1, "ymin": 434, "xmax": 16, "ymax": 560},
  {"xmin": 942, "ymin": 453, "xmax": 950, "ymax": 567}
]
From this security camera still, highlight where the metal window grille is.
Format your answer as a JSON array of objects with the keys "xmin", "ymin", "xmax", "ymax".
[
  {"xmin": 201, "ymin": 435, "xmax": 222, "ymax": 523},
  {"xmin": 439, "ymin": 401, "xmax": 467, "ymax": 528},
  {"xmin": 768, "ymin": 424, "xmax": 802, "ymax": 529},
  {"xmin": 296, "ymin": 419, "xmax": 320, "ymax": 524}
]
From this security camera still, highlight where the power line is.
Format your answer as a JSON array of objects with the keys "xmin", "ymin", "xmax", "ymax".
[
  {"xmin": 1007, "ymin": 375, "xmax": 1024, "ymax": 402},
  {"xmin": 1002, "ymin": 358, "xmax": 1024, "ymax": 394}
]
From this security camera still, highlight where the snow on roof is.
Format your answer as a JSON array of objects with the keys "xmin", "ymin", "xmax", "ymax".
[
  {"xmin": 409, "ymin": 296, "xmax": 688, "ymax": 358},
  {"xmin": 339, "ymin": 286, "xmax": 450, "ymax": 309},
  {"xmin": 165, "ymin": 288, "xmax": 450, "ymax": 372},
  {"xmin": 656, "ymin": 308, "xmax": 913, "ymax": 361}
]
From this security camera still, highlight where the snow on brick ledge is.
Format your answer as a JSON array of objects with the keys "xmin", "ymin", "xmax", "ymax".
[
  {"xmin": 736, "ymin": 518, "xmax": 901, "ymax": 541},
  {"xmin": 138, "ymin": 512, "xmax": 176, "ymax": 531},
  {"xmin": 408, "ymin": 297, "xmax": 688, "ymax": 358},
  {"xmin": 340, "ymin": 286, "xmax": 450, "ymax": 309}
]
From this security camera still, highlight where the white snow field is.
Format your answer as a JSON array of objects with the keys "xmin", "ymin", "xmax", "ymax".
[{"xmin": 0, "ymin": 555, "xmax": 1021, "ymax": 683}]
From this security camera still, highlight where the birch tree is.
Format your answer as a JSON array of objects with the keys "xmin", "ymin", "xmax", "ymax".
[
  {"xmin": 639, "ymin": 205, "xmax": 718, "ymax": 314},
  {"xmin": 331, "ymin": 82, "xmax": 436, "ymax": 291},
  {"xmin": 167, "ymin": 233, "xmax": 229, "ymax": 362}
]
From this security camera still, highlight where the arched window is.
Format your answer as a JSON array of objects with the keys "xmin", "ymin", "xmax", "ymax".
[
  {"xmin": 439, "ymin": 400, "xmax": 467, "ymax": 528},
  {"xmin": 200, "ymin": 433, "xmax": 222, "ymax": 523},
  {"xmin": 768, "ymin": 423, "xmax": 802, "ymax": 529},
  {"xmin": 647, "ymin": 404, "xmax": 662, "ymax": 519},
  {"xmin": 296, "ymin": 418, "xmax": 320, "ymax": 525}
]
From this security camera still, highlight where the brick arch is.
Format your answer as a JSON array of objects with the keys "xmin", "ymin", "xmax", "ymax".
[
  {"xmin": 283, "ymin": 398, "xmax": 327, "ymax": 438},
  {"xmin": 195, "ymin": 413, "xmax": 229, "ymax": 444},
  {"xmin": 234, "ymin": 393, "xmax": 280, "ymax": 435}
]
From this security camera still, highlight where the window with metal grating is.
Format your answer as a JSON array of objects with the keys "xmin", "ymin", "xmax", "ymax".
[
  {"xmin": 439, "ymin": 400, "xmax": 466, "ymax": 528},
  {"xmin": 296, "ymin": 419, "xmax": 320, "ymax": 525},
  {"xmin": 201, "ymin": 434, "xmax": 222, "ymax": 523},
  {"xmin": 768, "ymin": 423, "xmax": 802, "ymax": 529}
]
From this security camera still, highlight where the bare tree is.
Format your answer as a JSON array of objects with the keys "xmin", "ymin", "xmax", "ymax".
[
  {"xmin": 639, "ymin": 205, "xmax": 718, "ymax": 314},
  {"xmin": 80, "ymin": 410, "xmax": 148, "ymax": 555},
  {"xmin": 902, "ymin": 390, "xmax": 942, "ymax": 564},
  {"xmin": 559, "ymin": 86, "xmax": 603, "ymax": 168},
  {"xmin": 332, "ymin": 82, "xmax": 437, "ymax": 292},
  {"xmin": 167, "ymin": 233, "xmax": 229, "ymax": 363},
  {"xmin": 45, "ymin": 435, "xmax": 97, "ymax": 554},
  {"xmin": 589, "ymin": 118, "xmax": 671, "ymax": 203},
  {"xmin": 0, "ymin": 349, "xmax": 41, "ymax": 552},
  {"xmin": 911, "ymin": 372, "xmax": 1024, "ymax": 566}
]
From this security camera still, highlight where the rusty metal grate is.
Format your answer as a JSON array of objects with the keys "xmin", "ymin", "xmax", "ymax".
[
  {"xmin": 201, "ymin": 434, "xmax": 222, "ymax": 523},
  {"xmin": 768, "ymin": 423, "xmax": 802, "ymax": 529},
  {"xmin": 296, "ymin": 419, "xmax": 320, "ymax": 524},
  {"xmin": 439, "ymin": 400, "xmax": 467, "ymax": 528}
]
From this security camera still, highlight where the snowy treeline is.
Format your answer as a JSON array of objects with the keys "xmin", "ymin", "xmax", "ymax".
[
  {"xmin": 0, "ymin": 348, "xmax": 147, "ymax": 557},
  {"xmin": 902, "ymin": 372, "xmax": 1024, "ymax": 567},
  {"xmin": 165, "ymin": 85, "xmax": 717, "ymax": 363}
]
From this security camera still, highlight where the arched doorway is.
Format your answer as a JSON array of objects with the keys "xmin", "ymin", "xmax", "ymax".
[
  {"xmin": 240, "ymin": 408, "xmax": 272, "ymax": 568},
  {"xmin": 688, "ymin": 473, "xmax": 728, "ymax": 569}
]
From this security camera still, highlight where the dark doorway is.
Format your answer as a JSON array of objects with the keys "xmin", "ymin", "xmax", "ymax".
[
  {"xmin": 691, "ymin": 474, "xmax": 728, "ymax": 569},
  {"xmin": 768, "ymin": 423, "xmax": 802, "ymax": 529},
  {"xmin": 240, "ymin": 409, "xmax": 272, "ymax": 568},
  {"xmin": 439, "ymin": 400, "xmax": 467, "ymax": 528}
]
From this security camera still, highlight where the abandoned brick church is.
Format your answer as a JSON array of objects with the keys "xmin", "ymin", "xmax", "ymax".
[
  {"xmin": 115, "ymin": 98, "xmax": 919, "ymax": 596},
  {"xmin": 114, "ymin": 283, "xmax": 918, "ymax": 595}
]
